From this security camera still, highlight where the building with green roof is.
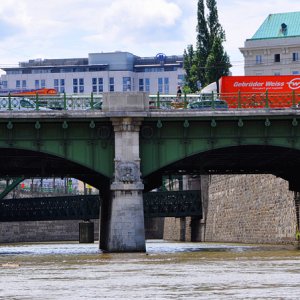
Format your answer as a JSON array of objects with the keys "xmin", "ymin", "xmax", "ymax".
[{"xmin": 240, "ymin": 11, "xmax": 300, "ymax": 75}]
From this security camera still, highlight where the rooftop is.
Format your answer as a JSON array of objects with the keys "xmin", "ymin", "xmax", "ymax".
[{"xmin": 250, "ymin": 11, "xmax": 300, "ymax": 40}]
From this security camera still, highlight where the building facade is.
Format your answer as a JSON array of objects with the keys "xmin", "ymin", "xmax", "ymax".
[
  {"xmin": 0, "ymin": 52, "xmax": 184, "ymax": 95},
  {"xmin": 240, "ymin": 11, "xmax": 300, "ymax": 76}
]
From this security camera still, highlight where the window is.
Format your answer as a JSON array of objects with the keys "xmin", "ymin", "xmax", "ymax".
[
  {"xmin": 122, "ymin": 77, "xmax": 131, "ymax": 91},
  {"xmin": 73, "ymin": 78, "xmax": 84, "ymax": 93},
  {"xmin": 92, "ymin": 78, "xmax": 97, "ymax": 93},
  {"xmin": 7, "ymin": 70, "xmax": 21, "ymax": 75},
  {"xmin": 292, "ymin": 71, "xmax": 300, "ymax": 75},
  {"xmin": 22, "ymin": 80, "xmax": 26, "ymax": 88},
  {"xmin": 164, "ymin": 77, "xmax": 169, "ymax": 94},
  {"xmin": 53, "ymin": 79, "xmax": 65, "ymax": 93},
  {"xmin": 16, "ymin": 80, "xmax": 21, "ymax": 89},
  {"xmin": 157, "ymin": 77, "xmax": 169, "ymax": 94},
  {"xmin": 41, "ymin": 79, "xmax": 46, "ymax": 88},
  {"xmin": 92, "ymin": 77, "xmax": 103, "ymax": 93},
  {"xmin": 145, "ymin": 78, "xmax": 150, "ymax": 92},
  {"xmin": 255, "ymin": 55, "xmax": 262, "ymax": 64},
  {"xmin": 32, "ymin": 69, "xmax": 51, "ymax": 74},
  {"xmin": 1, "ymin": 81, "xmax": 7, "ymax": 89},
  {"xmin": 158, "ymin": 78, "xmax": 163, "ymax": 93},
  {"xmin": 139, "ymin": 79, "xmax": 144, "ymax": 91},
  {"xmin": 273, "ymin": 71, "xmax": 280, "ymax": 75},
  {"xmin": 293, "ymin": 52, "xmax": 299, "ymax": 62},
  {"xmin": 274, "ymin": 54, "xmax": 280, "ymax": 63},
  {"xmin": 109, "ymin": 77, "xmax": 114, "ymax": 92},
  {"xmin": 35, "ymin": 80, "xmax": 40, "ymax": 89},
  {"xmin": 145, "ymin": 67, "xmax": 164, "ymax": 72},
  {"xmin": 178, "ymin": 74, "xmax": 185, "ymax": 85},
  {"xmin": 60, "ymin": 79, "xmax": 65, "ymax": 93}
]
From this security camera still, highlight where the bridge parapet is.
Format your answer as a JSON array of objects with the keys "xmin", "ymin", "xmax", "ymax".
[{"xmin": 102, "ymin": 92, "xmax": 149, "ymax": 112}]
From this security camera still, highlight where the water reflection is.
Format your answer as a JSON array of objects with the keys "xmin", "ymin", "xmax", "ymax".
[{"xmin": 0, "ymin": 240, "xmax": 299, "ymax": 299}]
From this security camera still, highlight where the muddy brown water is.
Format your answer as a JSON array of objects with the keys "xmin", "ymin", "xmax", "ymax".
[{"xmin": 0, "ymin": 240, "xmax": 299, "ymax": 299}]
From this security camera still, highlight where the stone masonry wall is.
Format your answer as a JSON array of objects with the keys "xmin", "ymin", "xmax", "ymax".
[
  {"xmin": 0, "ymin": 219, "xmax": 99, "ymax": 243},
  {"xmin": 163, "ymin": 217, "xmax": 192, "ymax": 241},
  {"xmin": 205, "ymin": 174, "xmax": 297, "ymax": 244}
]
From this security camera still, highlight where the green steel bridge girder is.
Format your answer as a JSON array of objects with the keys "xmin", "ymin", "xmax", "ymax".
[
  {"xmin": 0, "ymin": 177, "xmax": 24, "ymax": 200},
  {"xmin": 140, "ymin": 115, "xmax": 300, "ymax": 190},
  {"xmin": 2, "ymin": 112, "xmax": 300, "ymax": 191},
  {"xmin": 0, "ymin": 118, "xmax": 114, "ymax": 187}
]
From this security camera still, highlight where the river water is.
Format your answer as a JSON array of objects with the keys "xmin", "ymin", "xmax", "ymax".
[{"xmin": 0, "ymin": 240, "xmax": 299, "ymax": 299}]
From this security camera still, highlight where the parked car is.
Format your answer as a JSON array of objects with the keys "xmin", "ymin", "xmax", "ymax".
[
  {"xmin": 0, "ymin": 97, "xmax": 50, "ymax": 111},
  {"xmin": 85, "ymin": 101, "xmax": 102, "ymax": 110},
  {"xmin": 187, "ymin": 99, "xmax": 228, "ymax": 110}
]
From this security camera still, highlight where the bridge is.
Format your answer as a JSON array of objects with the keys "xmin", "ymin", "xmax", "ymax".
[
  {"xmin": 1, "ymin": 92, "xmax": 300, "ymax": 252},
  {"xmin": 0, "ymin": 191, "xmax": 202, "ymax": 221}
]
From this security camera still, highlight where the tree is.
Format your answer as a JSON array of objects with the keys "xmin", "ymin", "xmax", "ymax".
[
  {"xmin": 205, "ymin": 36, "xmax": 231, "ymax": 93},
  {"xmin": 206, "ymin": 0, "xmax": 225, "ymax": 47},
  {"xmin": 183, "ymin": 45, "xmax": 198, "ymax": 92},
  {"xmin": 196, "ymin": 0, "xmax": 209, "ymax": 87},
  {"xmin": 183, "ymin": 0, "xmax": 230, "ymax": 92}
]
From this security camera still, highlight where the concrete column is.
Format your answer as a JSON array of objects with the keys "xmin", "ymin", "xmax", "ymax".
[
  {"xmin": 98, "ymin": 92, "xmax": 148, "ymax": 252},
  {"xmin": 101, "ymin": 117, "xmax": 145, "ymax": 252}
]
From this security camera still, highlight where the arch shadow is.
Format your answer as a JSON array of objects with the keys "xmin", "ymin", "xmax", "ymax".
[
  {"xmin": 0, "ymin": 147, "xmax": 110, "ymax": 191},
  {"xmin": 143, "ymin": 145, "xmax": 300, "ymax": 191}
]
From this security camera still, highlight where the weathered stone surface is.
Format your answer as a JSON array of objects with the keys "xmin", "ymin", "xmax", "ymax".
[
  {"xmin": 0, "ymin": 219, "xmax": 99, "ymax": 243},
  {"xmin": 205, "ymin": 174, "xmax": 297, "ymax": 244},
  {"xmin": 102, "ymin": 92, "xmax": 148, "ymax": 112},
  {"xmin": 163, "ymin": 174, "xmax": 297, "ymax": 245}
]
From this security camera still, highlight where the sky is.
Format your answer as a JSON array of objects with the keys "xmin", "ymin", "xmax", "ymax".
[{"xmin": 0, "ymin": 0, "xmax": 299, "ymax": 76}]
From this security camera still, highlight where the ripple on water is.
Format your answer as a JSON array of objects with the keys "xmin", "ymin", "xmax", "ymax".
[{"xmin": 0, "ymin": 241, "xmax": 299, "ymax": 300}]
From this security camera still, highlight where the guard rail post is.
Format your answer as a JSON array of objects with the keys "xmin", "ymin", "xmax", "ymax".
[
  {"xmin": 63, "ymin": 92, "xmax": 67, "ymax": 110},
  {"xmin": 90, "ymin": 92, "xmax": 94, "ymax": 109},
  {"xmin": 238, "ymin": 90, "xmax": 241, "ymax": 109},
  {"xmin": 35, "ymin": 92, "xmax": 39, "ymax": 111},
  {"xmin": 292, "ymin": 90, "xmax": 296, "ymax": 108},
  {"xmin": 265, "ymin": 90, "xmax": 269, "ymax": 109},
  {"xmin": 184, "ymin": 92, "xmax": 187, "ymax": 109},
  {"xmin": 8, "ymin": 93, "xmax": 11, "ymax": 110}
]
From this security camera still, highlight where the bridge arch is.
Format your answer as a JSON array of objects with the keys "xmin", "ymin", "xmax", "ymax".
[
  {"xmin": 0, "ymin": 147, "xmax": 111, "ymax": 190},
  {"xmin": 0, "ymin": 117, "xmax": 115, "ymax": 189},
  {"xmin": 140, "ymin": 116, "xmax": 300, "ymax": 191}
]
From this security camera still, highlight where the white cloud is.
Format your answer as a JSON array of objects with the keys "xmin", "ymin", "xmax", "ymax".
[{"xmin": 0, "ymin": 0, "xmax": 299, "ymax": 75}]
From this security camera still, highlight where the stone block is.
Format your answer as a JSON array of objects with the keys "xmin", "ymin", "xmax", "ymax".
[{"xmin": 102, "ymin": 92, "xmax": 149, "ymax": 112}]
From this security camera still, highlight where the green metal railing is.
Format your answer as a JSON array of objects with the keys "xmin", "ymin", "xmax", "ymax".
[
  {"xmin": 0, "ymin": 93, "xmax": 103, "ymax": 111},
  {"xmin": 149, "ymin": 90, "xmax": 300, "ymax": 110},
  {"xmin": 1, "ymin": 90, "xmax": 300, "ymax": 111}
]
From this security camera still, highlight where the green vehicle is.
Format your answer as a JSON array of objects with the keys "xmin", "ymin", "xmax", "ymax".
[{"xmin": 187, "ymin": 99, "xmax": 228, "ymax": 110}]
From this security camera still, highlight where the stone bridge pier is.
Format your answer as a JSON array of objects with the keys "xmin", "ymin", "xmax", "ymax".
[{"xmin": 99, "ymin": 93, "xmax": 147, "ymax": 252}]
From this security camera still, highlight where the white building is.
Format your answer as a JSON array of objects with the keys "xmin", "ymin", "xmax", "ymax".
[
  {"xmin": 0, "ymin": 51, "xmax": 184, "ymax": 95},
  {"xmin": 240, "ymin": 11, "xmax": 300, "ymax": 76}
]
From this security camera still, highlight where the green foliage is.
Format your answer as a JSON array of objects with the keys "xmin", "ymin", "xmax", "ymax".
[
  {"xmin": 183, "ymin": 45, "xmax": 198, "ymax": 92},
  {"xmin": 183, "ymin": 0, "xmax": 231, "ymax": 93},
  {"xmin": 205, "ymin": 36, "xmax": 231, "ymax": 92}
]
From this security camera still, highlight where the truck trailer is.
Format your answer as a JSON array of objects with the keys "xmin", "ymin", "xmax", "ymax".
[{"xmin": 218, "ymin": 75, "xmax": 300, "ymax": 108}]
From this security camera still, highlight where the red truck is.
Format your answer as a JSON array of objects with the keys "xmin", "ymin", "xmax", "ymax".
[{"xmin": 218, "ymin": 75, "xmax": 300, "ymax": 108}]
